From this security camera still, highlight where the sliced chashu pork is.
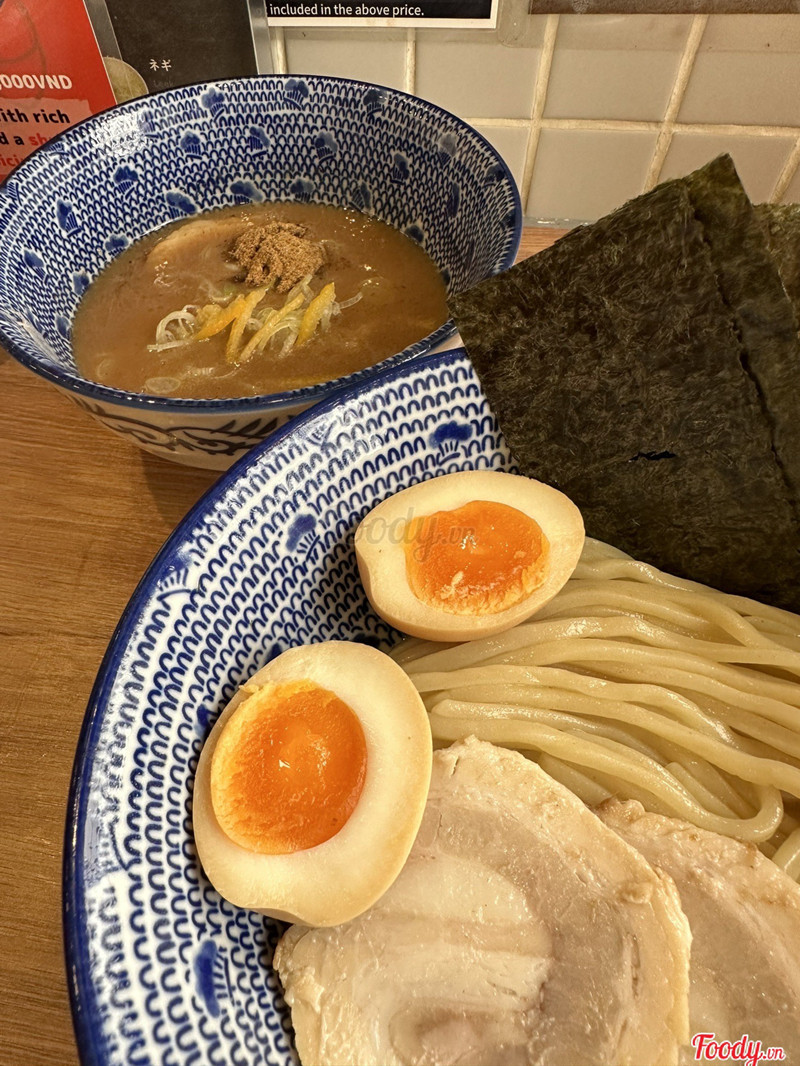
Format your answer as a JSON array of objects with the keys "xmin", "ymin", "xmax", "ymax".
[
  {"xmin": 597, "ymin": 799, "xmax": 800, "ymax": 1063},
  {"xmin": 275, "ymin": 737, "xmax": 690, "ymax": 1066},
  {"xmin": 145, "ymin": 216, "xmax": 248, "ymax": 272}
]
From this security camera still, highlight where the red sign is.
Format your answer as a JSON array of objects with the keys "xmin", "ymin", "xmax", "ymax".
[{"xmin": 0, "ymin": 0, "xmax": 117, "ymax": 182}]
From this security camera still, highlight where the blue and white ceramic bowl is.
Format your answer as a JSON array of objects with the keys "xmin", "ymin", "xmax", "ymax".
[
  {"xmin": 0, "ymin": 76, "xmax": 520, "ymax": 470},
  {"xmin": 64, "ymin": 347, "xmax": 513, "ymax": 1064}
]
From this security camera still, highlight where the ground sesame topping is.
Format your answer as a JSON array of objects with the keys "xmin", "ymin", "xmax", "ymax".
[{"xmin": 231, "ymin": 222, "xmax": 325, "ymax": 292}]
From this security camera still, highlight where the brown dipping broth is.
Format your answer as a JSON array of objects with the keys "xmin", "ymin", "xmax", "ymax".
[{"xmin": 72, "ymin": 203, "xmax": 450, "ymax": 400}]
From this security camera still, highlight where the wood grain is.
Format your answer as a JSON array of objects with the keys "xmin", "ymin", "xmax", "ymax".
[{"xmin": 0, "ymin": 226, "xmax": 563, "ymax": 1066}]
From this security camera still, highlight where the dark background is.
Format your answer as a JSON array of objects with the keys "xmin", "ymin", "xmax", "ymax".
[{"xmin": 105, "ymin": 0, "xmax": 259, "ymax": 94}]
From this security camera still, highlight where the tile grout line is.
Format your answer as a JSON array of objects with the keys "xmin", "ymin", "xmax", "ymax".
[
  {"xmin": 404, "ymin": 28, "xmax": 416, "ymax": 96},
  {"xmin": 644, "ymin": 13, "xmax": 708, "ymax": 191},
  {"xmin": 272, "ymin": 27, "xmax": 288, "ymax": 75},
  {"xmin": 520, "ymin": 14, "xmax": 560, "ymax": 214},
  {"xmin": 464, "ymin": 116, "xmax": 800, "ymax": 139},
  {"xmin": 771, "ymin": 134, "xmax": 800, "ymax": 202}
]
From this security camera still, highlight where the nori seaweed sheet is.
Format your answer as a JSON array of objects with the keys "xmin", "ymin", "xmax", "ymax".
[
  {"xmin": 683, "ymin": 157, "xmax": 800, "ymax": 508},
  {"xmin": 450, "ymin": 164, "xmax": 800, "ymax": 612},
  {"xmin": 756, "ymin": 203, "xmax": 800, "ymax": 325}
]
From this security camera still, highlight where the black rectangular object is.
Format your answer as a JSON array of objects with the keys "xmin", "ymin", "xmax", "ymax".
[{"xmin": 105, "ymin": 0, "xmax": 259, "ymax": 95}]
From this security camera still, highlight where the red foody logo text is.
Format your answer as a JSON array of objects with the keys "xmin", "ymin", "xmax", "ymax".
[{"xmin": 692, "ymin": 1033, "xmax": 786, "ymax": 1064}]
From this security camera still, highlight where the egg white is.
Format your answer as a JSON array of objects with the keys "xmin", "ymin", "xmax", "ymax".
[
  {"xmin": 193, "ymin": 641, "xmax": 432, "ymax": 926},
  {"xmin": 355, "ymin": 470, "xmax": 585, "ymax": 641}
]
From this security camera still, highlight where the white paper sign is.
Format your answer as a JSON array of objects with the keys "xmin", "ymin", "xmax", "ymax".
[{"xmin": 267, "ymin": 0, "xmax": 497, "ymax": 29}]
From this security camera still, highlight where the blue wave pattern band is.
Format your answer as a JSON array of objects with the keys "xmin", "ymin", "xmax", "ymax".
[{"xmin": 65, "ymin": 350, "xmax": 514, "ymax": 1065}]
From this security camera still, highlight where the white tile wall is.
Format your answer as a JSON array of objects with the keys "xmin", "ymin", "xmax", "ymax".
[
  {"xmin": 544, "ymin": 15, "xmax": 692, "ymax": 122},
  {"xmin": 526, "ymin": 128, "xmax": 658, "ymax": 221},
  {"xmin": 269, "ymin": 12, "xmax": 800, "ymax": 222},
  {"xmin": 283, "ymin": 29, "xmax": 408, "ymax": 88},
  {"xmin": 661, "ymin": 131, "xmax": 796, "ymax": 202},
  {"xmin": 782, "ymin": 162, "xmax": 800, "ymax": 204},
  {"xmin": 679, "ymin": 16, "xmax": 800, "ymax": 127},
  {"xmin": 415, "ymin": 30, "xmax": 541, "ymax": 118}
]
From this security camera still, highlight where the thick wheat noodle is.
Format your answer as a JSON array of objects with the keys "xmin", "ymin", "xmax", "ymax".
[
  {"xmin": 541, "ymin": 726, "xmax": 784, "ymax": 842},
  {"xmin": 774, "ymin": 811, "xmax": 800, "ymax": 850},
  {"xmin": 537, "ymin": 584, "xmax": 727, "ymax": 634},
  {"xmin": 577, "ymin": 539, "xmax": 632, "ymax": 563},
  {"xmin": 430, "ymin": 707, "xmax": 698, "ymax": 814},
  {"xmin": 577, "ymin": 758, "xmax": 752, "ymax": 828},
  {"xmin": 536, "ymin": 753, "xmax": 612, "ymax": 806},
  {"xmin": 537, "ymin": 582, "xmax": 787, "ymax": 649},
  {"xmin": 503, "ymin": 654, "xmax": 800, "ymax": 734},
  {"xmin": 772, "ymin": 829, "xmax": 800, "ymax": 878},
  {"xmin": 771, "ymin": 818, "xmax": 800, "ymax": 856},
  {"xmin": 424, "ymin": 684, "xmax": 724, "ymax": 758},
  {"xmin": 429, "ymin": 696, "xmax": 669, "ymax": 761},
  {"xmin": 429, "ymin": 710, "xmax": 785, "ymax": 842},
  {"xmin": 445, "ymin": 614, "xmax": 800, "ymax": 673},
  {"xmin": 538, "ymin": 613, "xmax": 800, "ymax": 669},
  {"xmin": 420, "ymin": 652, "xmax": 800, "ymax": 771},
  {"xmin": 689, "ymin": 699, "xmax": 800, "ymax": 761},
  {"xmin": 756, "ymin": 632, "xmax": 800, "ymax": 653},
  {"xmin": 414, "ymin": 665, "xmax": 735, "ymax": 740},
  {"xmin": 429, "ymin": 699, "xmax": 739, "ymax": 810},
  {"xmin": 577, "ymin": 565, "xmax": 795, "ymax": 632},
  {"xmin": 429, "ymin": 689, "xmax": 800, "ymax": 797},
  {"xmin": 666, "ymin": 763, "xmax": 744, "ymax": 819},
  {"xmin": 674, "ymin": 714, "xmax": 800, "ymax": 773},
  {"xmin": 551, "ymin": 754, "xmax": 756, "ymax": 830},
  {"xmin": 669, "ymin": 755, "xmax": 756, "ymax": 819},
  {"xmin": 570, "ymin": 656, "xmax": 800, "ymax": 727},
  {"xmin": 569, "ymin": 758, "xmax": 775, "ymax": 862},
  {"xmin": 420, "ymin": 663, "xmax": 800, "ymax": 763},
  {"xmin": 400, "ymin": 623, "xmax": 568, "ymax": 673},
  {"xmin": 575, "ymin": 557, "xmax": 800, "ymax": 633},
  {"xmin": 389, "ymin": 636, "xmax": 433, "ymax": 666},
  {"xmin": 590, "ymin": 766, "xmax": 697, "ymax": 820},
  {"xmin": 417, "ymin": 664, "xmax": 760, "ymax": 755},
  {"xmin": 495, "ymin": 638, "xmax": 800, "ymax": 707},
  {"xmin": 744, "ymin": 618, "xmax": 800, "ymax": 651}
]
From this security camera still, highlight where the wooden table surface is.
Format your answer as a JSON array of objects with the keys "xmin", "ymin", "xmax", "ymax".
[{"xmin": 0, "ymin": 227, "xmax": 565, "ymax": 1066}]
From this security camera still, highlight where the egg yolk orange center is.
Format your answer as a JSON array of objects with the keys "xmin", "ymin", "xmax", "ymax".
[
  {"xmin": 404, "ymin": 499, "xmax": 549, "ymax": 615},
  {"xmin": 209, "ymin": 680, "xmax": 367, "ymax": 855}
]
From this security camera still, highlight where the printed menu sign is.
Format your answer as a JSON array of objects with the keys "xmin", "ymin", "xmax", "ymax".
[
  {"xmin": 267, "ymin": 0, "xmax": 497, "ymax": 27},
  {"xmin": 0, "ymin": 0, "xmax": 117, "ymax": 183},
  {"xmin": 103, "ymin": 0, "xmax": 259, "ymax": 95}
]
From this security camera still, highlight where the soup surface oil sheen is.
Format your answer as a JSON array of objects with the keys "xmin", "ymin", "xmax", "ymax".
[{"xmin": 72, "ymin": 203, "xmax": 449, "ymax": 400}]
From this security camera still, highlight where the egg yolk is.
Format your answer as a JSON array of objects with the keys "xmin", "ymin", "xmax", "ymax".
[
  {"xmin": 404, "ymin": 499, "xmax": 549, "ymax": 615},
  {"xmin": 210, "ymin": 679, "xmax": 367, "ymax": 855}
]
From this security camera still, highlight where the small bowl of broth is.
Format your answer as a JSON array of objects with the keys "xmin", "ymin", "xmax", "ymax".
[{"xmin": 0, "ymin": 76, "xmax": 521, "ymax": 469}]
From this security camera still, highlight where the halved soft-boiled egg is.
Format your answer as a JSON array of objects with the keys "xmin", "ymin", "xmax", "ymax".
[
  {"xmin": 355, "ymin": 470, "xmax": 585, "ymax": 641},
  {"xmin": 193, "ymin": 641, "xmax": 432, "ymax": 927}
]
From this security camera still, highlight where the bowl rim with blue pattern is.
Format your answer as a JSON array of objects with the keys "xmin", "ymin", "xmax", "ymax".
[
  {"xmin": 0, "ymin": 74, "xmax": 521, "ymax": 416},
  {"xmin": 62, "ymin": 345, "xmax": 514, "ymax": 1065}
]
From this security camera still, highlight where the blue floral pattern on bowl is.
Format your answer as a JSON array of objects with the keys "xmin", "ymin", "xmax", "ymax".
[
  {"xmin": 64, "ymin": 348, "xmax": 514, "ymax": 1065},
  {"xmin": 0, "ymin": 76, "xmax": 521, "ymax": 469}
]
